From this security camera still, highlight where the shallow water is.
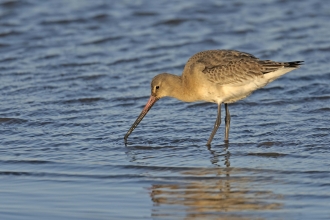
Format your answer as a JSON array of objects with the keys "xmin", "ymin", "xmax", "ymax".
[{"xmin": 0, "ymin": 0, "xmax": 330, "ymax": 219}]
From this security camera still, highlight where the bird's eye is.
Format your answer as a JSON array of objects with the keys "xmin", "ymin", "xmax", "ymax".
[{"xmin": 156, "ymin": 86, "xmax": 160, "ymax": 90}]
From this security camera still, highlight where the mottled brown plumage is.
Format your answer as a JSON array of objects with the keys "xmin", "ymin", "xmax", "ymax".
[
  {"xmin": 183, "ymin": 50, "xmax": 302, "ymax": 86},
  {"xmin": 124, "ymin": 49, "xmax": 303, "ymax": 145}
]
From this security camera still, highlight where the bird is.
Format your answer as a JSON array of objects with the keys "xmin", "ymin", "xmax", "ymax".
[{"xmin": 124, "ymin": 50, "xmax": 303, "ymax": 145}]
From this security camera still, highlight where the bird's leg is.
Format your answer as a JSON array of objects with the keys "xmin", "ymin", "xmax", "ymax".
[
  {"xmin": 225, "ymin": 103, "xmax": 230, "ymax": 142},
  {"xmin": 206, "ymin": 103, "xmax": 221, "ymax": 146}
]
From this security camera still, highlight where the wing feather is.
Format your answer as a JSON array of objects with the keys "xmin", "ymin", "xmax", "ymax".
[{"xmin": 184, "ymin": 50, "xmax": 303, "ymax": 85}]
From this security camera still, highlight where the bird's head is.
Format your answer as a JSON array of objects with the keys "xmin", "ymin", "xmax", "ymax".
[{"xmin": 150, "ymin": 73, "xmax": 178, "ymax": 99}]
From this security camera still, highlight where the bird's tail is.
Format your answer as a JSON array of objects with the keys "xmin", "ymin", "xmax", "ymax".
[
  {"xmin": 261, "ymin": 60, "xmax": 304, "ymax": 83},
  {"xmin": 284, "ymin": 61, "xmax": 304, "ymax": 68}
]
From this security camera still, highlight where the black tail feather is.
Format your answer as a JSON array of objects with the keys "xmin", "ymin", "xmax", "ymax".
[{"xmin": 286, "ymin": 61, "xmax": 304, "ymax": 68}]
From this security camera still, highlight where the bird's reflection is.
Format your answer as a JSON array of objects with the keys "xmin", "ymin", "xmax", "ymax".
[
  {"xmin": 207, "ymin": 142, "xmax": 231, "ymax": 167},
  {"xmin": 150, "ymin": 143, "xmax": 282, "ymax": 219}
]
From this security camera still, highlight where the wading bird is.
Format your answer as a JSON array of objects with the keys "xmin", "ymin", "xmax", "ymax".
[{"xmin": 124, "ymin": 50, "xmax": 303, "ymax": 145}]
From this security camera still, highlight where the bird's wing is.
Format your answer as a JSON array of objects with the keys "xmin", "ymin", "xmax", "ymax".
[
  {"xmin": 202, "ymin": 60, "xmax": 264, "ymax": 85},
  {"xmin": 186, "ymin": 50, "xmax": 301, "ymax": 85},
  {"xmin": 186, "ymin": 50, "xmax": 262, "ymax": 85}
]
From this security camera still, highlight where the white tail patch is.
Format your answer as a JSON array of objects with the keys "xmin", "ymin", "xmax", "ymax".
[{"xmin": 263, "ymin": 67, "xmax": 297, "ymax": 83}]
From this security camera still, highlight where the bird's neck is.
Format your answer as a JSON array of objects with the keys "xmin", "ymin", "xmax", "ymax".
[{"xmin": 167, "ymin": 74, "xmax": 199, "ymax": 102}]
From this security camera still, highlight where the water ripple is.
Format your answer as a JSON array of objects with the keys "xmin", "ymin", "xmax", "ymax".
[{"xmin": 0, "ymin": 0, "xmax": 329, "ymax": 219}]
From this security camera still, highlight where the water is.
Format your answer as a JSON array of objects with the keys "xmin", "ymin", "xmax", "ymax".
[{"xmin": 0, "ymin": 0, "xmax": 329, "ymax": 219}]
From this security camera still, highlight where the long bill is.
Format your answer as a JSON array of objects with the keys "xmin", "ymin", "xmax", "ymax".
[{"xmin": 124, "ymin": 95, "xmax": 158, "ymax": 144}]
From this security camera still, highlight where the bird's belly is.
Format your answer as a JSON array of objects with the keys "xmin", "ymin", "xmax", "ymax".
[
  {"xmin": 205, "ymin": 78, "xmax": 268, "ymax": 103},
  {"xmin": 221, "ymin": 77, "xmax": 268, "ymax": 103}
]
